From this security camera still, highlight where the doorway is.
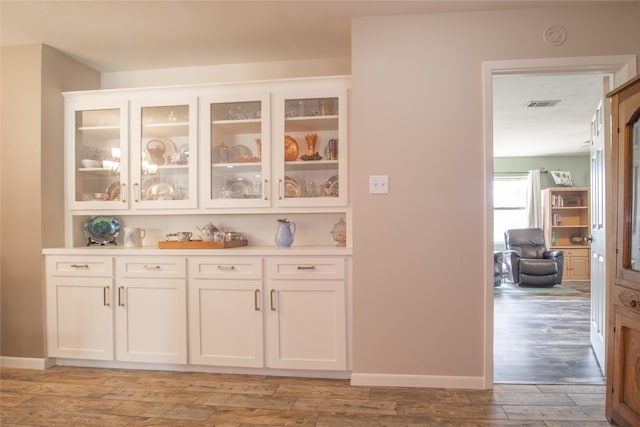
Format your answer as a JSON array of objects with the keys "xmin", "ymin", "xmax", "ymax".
[{"xmin": 483, "ymin": 55, "xmax": 637, "ymax": 385}]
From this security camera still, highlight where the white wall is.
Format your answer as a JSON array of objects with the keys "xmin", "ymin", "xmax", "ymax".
[{"xmin": 350, "ymin": 3, "xmax": 640, "ymax": 388}]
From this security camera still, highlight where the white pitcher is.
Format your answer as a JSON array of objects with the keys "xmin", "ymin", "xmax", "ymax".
[{"xmin": 123, "ymin": 227, "xmax": 146, "ymax": 248}]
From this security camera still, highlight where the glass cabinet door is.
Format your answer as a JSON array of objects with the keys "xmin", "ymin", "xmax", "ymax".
[
  {"xmin": 277, "ymin": 92, "xmax": 347, "ymax": 207},
  {"xmin": 69, "ymin": 103, "xmax": 128, "ymax": 210},
  {"xmin": 131, "ymin": 98, "xmax": 198, "ymax": 209},
  {"xmin": 202, "ymin": 93, "xmax": 270, "ymax": 208}
]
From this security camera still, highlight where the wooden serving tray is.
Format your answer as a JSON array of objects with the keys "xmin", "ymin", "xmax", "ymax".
[{"xmin": 157, "ymin": 240, "xmax": 248, "ymax": 249}]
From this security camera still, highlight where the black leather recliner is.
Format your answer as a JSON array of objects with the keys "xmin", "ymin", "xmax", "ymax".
[
  {"xmin": 504, "ymin": 228, "xmax": 564, "ymax": 287},
  {"xmin": 494, "ymin": 252, "xmax": 503, "ymax": 286}
]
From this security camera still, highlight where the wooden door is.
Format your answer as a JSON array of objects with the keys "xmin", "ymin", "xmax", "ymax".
[
  {"xmin": 606, "ymin": 74, "xmax": 640, "ymax": 427},
  {"xmin": 590, "ymin": 79, "xmax": 609, "ymax": 373}
]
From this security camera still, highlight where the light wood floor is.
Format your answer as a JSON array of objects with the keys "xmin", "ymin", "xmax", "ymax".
[
  {"xmin": 1, "ymin": 365, "xmax": 610, "ymax": 426},
  {"xmin": 1, "ymin": 282, "xmax": 610, "ymax": 426}
]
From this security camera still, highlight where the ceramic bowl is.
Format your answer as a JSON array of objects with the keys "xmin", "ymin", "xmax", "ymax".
[{"xmin": 81, "ymin": 159, "xmax": 102, "ymax": 168}]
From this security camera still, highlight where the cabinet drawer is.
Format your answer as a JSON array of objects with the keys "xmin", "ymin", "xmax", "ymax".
[
  {"xmin": 563, "ymin": 248, "xmax": 589, "ymax": 257},
  {"xmin": 46, "ymin": 256, "xmax": 113, "ymax": 277},
  {"xmin": 267, "ymin": 257, "xmax": 345, "ymax": 280},
  {"xmin": 116, "ymin": 257, "xmax": 185, "ymax": 278},
  {"xmin": 189, "ymin": 257, "xmax": 262, "ymax": 280}
]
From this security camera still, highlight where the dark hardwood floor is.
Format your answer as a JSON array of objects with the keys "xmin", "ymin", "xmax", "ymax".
[{"xmin": 494, "ymin": 281, "xmax": 605, "ymax": 384}]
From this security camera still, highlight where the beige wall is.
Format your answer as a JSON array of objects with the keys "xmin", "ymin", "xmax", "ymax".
[
  {"xmin": 0, "ymin": 44, "xmax": 100, "ymax": 357},
  {"xmin": 101, "ymin": 57, "xmax": 351, "ymax": 89},
  {"xmin": 350, "ymin": 3, "xmax": 640, "ymax": 385}
]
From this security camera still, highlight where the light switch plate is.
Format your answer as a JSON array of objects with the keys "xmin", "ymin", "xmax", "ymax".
[{"xmin": 369, "ymin": 175, "xmax": 389, "ymax": 194}]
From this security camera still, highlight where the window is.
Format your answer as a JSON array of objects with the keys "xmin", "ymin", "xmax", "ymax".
[{"xmin": 494, "ymin": 175, "xmax": 528, "ymax": 243}]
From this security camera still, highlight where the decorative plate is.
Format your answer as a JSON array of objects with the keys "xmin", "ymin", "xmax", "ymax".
[
  {"xmin": 230, "ymin": 144, "xmax": 252, "ymax": 159},
  {"xmin": 106, "ymin": 181, "xmax": 121, "ymax": 201},
  {"xmin": 223, "ymin": 177, "xmax": 254, "ymax": 198},
  {"xmin": 284, "ymin": 136, "xmax": 299, "ymax": 161},
  {"xmin": 285, "ymin": 176, "xmax": 301, "ymax": 198},
  {"xmin": 84, "ymin": 216, "xmax": 120, "ymax": 244},
  {"xmin": 324, "ymin": 175, "xmax": 339, "ymax": 197},
  {"xmin": 141, "ymin": 177, "xmax": 176, "ymax": 200}
]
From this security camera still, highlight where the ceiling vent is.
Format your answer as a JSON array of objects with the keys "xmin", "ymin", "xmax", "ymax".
[{"xmin": 525, "ymin": 100, "xmax": 561, "ymax": 108}]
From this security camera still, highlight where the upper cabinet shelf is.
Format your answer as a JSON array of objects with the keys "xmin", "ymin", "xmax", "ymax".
[{"xmin": 64, "ymin": 76, "xmax": 350, "ymax": 214}]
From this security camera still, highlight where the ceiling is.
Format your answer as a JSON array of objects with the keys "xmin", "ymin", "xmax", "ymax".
[{"xmin": 0, "ymin": 1, "xmax": 618, "ymax": 157}]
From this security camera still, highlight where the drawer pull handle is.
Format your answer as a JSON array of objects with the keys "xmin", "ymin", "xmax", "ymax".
[
  {"xmin": 270, "ymin": 289, "xmax": 276, "ymax": 311},
  {"xmin": 103, "ymin": 286, "xmax": 110, "ymax": 306},
  {"xmin": 297, "ymin": 266, "xmax": 316, "ymax": 270},
  {"xmin": 254, "ymin": 289, "xmax": 260, "ymax": 311},
  {"xmin": 118, "ymin": 286, "xmax": 125, "ymax": 306},
  {"xmin": 217, "ymin": 265, "xmax": 236, "ymax": 271},
  {"xmin": 120, "ymin": 183, "xmax": 127, "ymax": 203},
  {"xmin": 143, "ymin": 265, "xmax": 161, "ymax": 270},
  {"xmin": 71, "ymin": 264, "xmax": 89, "ymax": 269}
]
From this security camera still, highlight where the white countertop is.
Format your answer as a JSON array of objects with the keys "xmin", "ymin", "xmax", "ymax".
[{"xmin": 43, "ymin": 245, "xmax": 352, "ymax": 256}]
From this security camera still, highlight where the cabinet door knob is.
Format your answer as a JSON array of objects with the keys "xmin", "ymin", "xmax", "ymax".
[
  {"xmin": 120, "ymin": 183, "xmax": 127, "ymax": 203},
  {"xmin": 254, "ymin": 289, "xmax": 260, "ymax": 311},
  {"xmin": 585, "ymin": 235, "xmax": 594, "ymax": 242},
  {"xmin": 270, "ymin": 289, "xmax": 276, "ymax": 311},
  {"xmin": 118, "ymin": 286, "xmax": 125, "ymax": 306},
  {"xmin": 630, "ymin": 300, "xmax": 638, "ymax": 308},
  {"xmin": 103, "ymin": 286, "xmax": 110, "ymax": 306}
]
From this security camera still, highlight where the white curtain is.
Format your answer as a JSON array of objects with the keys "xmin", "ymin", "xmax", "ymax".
[{"xmin": 525, "ymin": 169, "xmax": 542, "ymax": 228}]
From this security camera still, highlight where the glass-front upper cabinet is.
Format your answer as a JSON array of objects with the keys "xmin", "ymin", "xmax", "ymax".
[
  {"xmin": 67, "ymin": 100, "xmax": 129, "ymax": 210},
  {"xmin": 201, "ymin": 92, "xmax": 270, "ymax": 208},
  {"xmin": 130, "ymin": 98, "xmax": 198, "ymax": 209},
  {"xmin": 274, "ymin": 85, "xmax": 348, "ymax": 207}
]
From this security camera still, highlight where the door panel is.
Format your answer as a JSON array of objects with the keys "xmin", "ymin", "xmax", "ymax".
[
  {"xmin": 607, "ymin": 74, "xmax": 640, "ymax": 426},
  {"xmin": 590, "ymin": 83, "xmax": 609, "ymax": 372}
]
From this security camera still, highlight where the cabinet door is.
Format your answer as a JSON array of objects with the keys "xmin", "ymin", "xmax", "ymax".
[
  {"xmin": 610, "ymin": 303, "xmax": 640, "ymax": 426},
  {"xmin": 66, "ymin": 99, "xmax": 129, "ymax": 210},
  {"xmin": 114, "ymin": 277, "xmax": 187, "ymax": 363},
  {"xmin": 130, "ymin": 97, "xmax": 198, "ymax": 209},
  {"xmin": 569, "ymin": 256, "xmax": 590, "ymax": 280},
  {"xmin": 266, "ymin": 280, "xmax": 346, "ymax": 370},
  {"xmin": 201, "ymin": 92, "xmax": 271, "ymax": 208},
  {"xmin": 189, "ymin": 279, "xmax": 264, "ymax": 367},
  {"xmin": 273, "ymin": 84, "xmax": 348, "ymax": 207},
  {"xmin": 46, "ymin": 276, "xmax": 114, "ymax": 360}
]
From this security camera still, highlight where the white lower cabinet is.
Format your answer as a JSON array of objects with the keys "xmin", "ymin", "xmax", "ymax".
[
  {"xmin": 46, "ymin": 255, "xmax": 187, "ymax": 364},
  {"xmin": 115, "ymin": 257, "xmax": 187, "ymax": 364},
  {"xmin": 188, "ymin": 257, "xmax": 264, "ymax": 367},
  {"xmin": 265, "ymin": 257, "xmax": 347, "ymax": 371},
  {"xmin": 46, "ymin": 253, "xmax": 348, "ymax": 373},
  {"xmin": 46, "ymin": 256, "xmax": 114, "ymax": 360}
]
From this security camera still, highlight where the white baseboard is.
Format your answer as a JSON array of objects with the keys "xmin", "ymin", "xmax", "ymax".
[
  {"xmin": 350, "ymin": 372, "xmax": 488, "ymax": 389},
  {"xmin": 0, "ymin": 356, "xmax": 56, "ymax": 370}
]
